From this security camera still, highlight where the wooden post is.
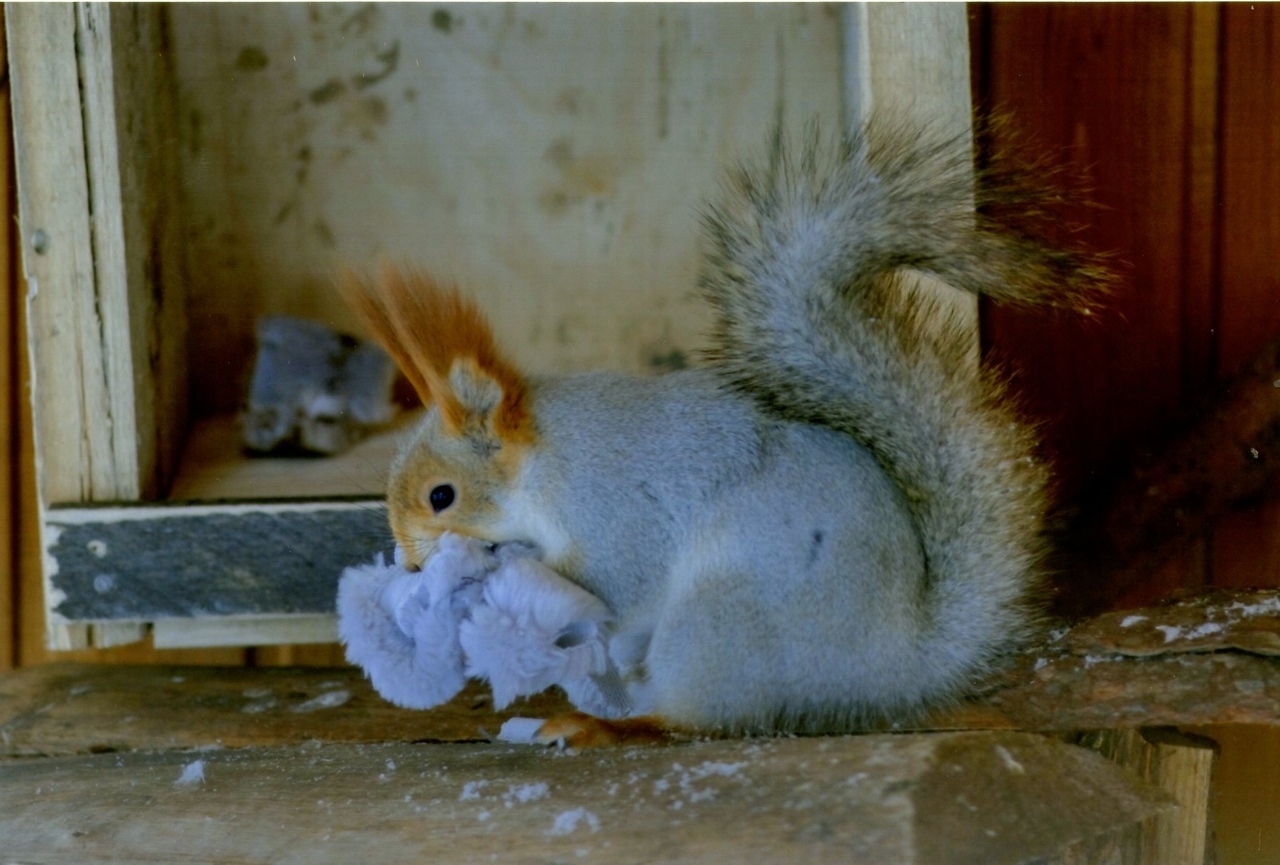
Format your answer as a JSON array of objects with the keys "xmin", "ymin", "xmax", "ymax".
[
  {"xmin": 843, "ymin": 2, "xmax": 979, "ymax": 361},
  {"xmin": 1080, "ymin": 728, "xmax": 1218, "ymax": 865}
]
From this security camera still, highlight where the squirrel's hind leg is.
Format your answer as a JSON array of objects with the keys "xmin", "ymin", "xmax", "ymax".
[{"xmin": 533, "ymin": 713, "xmax": 692, "ymax": 748}]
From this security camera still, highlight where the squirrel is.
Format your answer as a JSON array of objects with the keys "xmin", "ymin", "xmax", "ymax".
[{"xmin": 341, "ymin": 118, "xmax": 1108, "ymax": 744}]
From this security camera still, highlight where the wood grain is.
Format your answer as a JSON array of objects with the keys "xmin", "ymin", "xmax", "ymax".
[
  {"xmin": 1211, "ymin": 5, "xmax": 1280, "ymax": 593},
  {"xmin": 0, "ymin": 729, "xmax": 1169, "ymax": 864},
  {"xmin": 100, "ymin": 5, "xmax": 192, "ymax": 499},
  {"xmin": 1079, "ymin": 728, "xmax": 1217, "ymax": 865},
  {"xmin": 0, "ymin": 664, "xmax": 571, "ymax": 756},
  {"xmin": 7, "ymin": 5, "xmax": 119, "ymax": 503},
  {"xmin": 981, "ymin": 5, "xmax": 1209, "ymax": 500},
  {"xmin": 845, "ymin": 2, "xmax": 978, "ymax": 358},
  {"xmin": 0, "ymin": 4, "xmax": 15, "ymax": 672},
  {"xmin": 167, "ymin": 4, "xmax": 847, "ymax": 417}
]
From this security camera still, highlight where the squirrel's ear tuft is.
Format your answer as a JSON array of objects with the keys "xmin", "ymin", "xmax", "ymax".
[{"xmin": 338, "ymin": 266, "xmax": 534, "ymax": 446}]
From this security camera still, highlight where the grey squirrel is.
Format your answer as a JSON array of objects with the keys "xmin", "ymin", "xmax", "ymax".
[{"xmin": 341, "ymin": 118, "xmax": 1108, "ymax": 744}]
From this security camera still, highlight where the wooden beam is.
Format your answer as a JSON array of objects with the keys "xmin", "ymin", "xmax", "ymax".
[
  {"xmin": 1080, "ymin": 728, "xmax": 1217, "ymax": 865},
  {"xmin": 7, "ymin": 4, "xmax": 135, "ymax": 504},
  {"xmin": 843, "ymin": 2, "xmax": 978, "ymax": 354},
  {"xmin": 0, "ymin": 730, "xmax": 1170, "ymax": 864}
]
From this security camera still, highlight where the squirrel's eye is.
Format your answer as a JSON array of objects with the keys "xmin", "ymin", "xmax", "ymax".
[{"xmin": 428, "ymin": 484, "xmax": 456, "ymax": 513}]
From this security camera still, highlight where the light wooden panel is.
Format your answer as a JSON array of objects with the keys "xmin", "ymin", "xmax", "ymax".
[
  {"xmin": 168, "ymin": 3, "xmax": 848, "ymax": 416},
  {"xmin": 7, "ymin": 4, "xmax": 121, "ymax": 503},
  {"xmin": 845, "ymin": 2, "xmax": 977, "ymax": 353},
  {"xmin": 7, "ymin": 5, "xmax": 189, "ymax": 504}
]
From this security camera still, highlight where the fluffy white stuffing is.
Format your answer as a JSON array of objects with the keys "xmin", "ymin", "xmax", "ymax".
[{"xmin": 337, "ymin": 533, "xmax": 631, "ymax": 717}]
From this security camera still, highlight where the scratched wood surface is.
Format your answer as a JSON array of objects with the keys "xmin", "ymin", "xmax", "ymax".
[
  {"xmin": 0, "ymin": 730, "xmax": 1171, "ymax": 865},
  {"xmin": 5, "ymin": 589, "xmax": 1278, "ymax": 758},
  {"xmin": 167, "ymin": 3, "xmax": 847, "ymax": 418}
]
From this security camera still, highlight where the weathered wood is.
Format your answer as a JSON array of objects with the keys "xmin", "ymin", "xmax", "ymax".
[
  {"xmin": 0, "ymin": 5, "xmax": 16, "ymax": 672},
  {"xmin": 0, "ymin": 664, "xmax": 573, "ymax": 757},
  {"xmin": 7, "ymin": 4, "xmax": 120, "ymax": 503},
  {"xmin": 1192, "ymin": 724, "xmax": 1280, "ymax": 865},
  {"xmin": 100, "ymin": 4, "xmax": 192, "ymax": 499},
  {"xmin": 44, "ymin": 501, "xmax": 388, "ymax": 622},
  {"xmin": 169, "ymin": 4, "xmax": 848, "ymax": 417},
  {"xmin": 0, "ymin": 731, "xmax": 1169, "ymax": 865},
  {"xmin": 844, "ymin": 2, "xmax": 978, "ymax": 353},
  {"xmin": 932, "ymin": 589, "xmax": 1280, "ymax": 732},
  {"xmin": 5, "ymin": 592, "xmax": 1278, "ymax": 759},
  {"xmin": 1079, "ymin": 728, "xmax": 1216, "ymax": 865},
  {"xmin": 7, "ymin": 4, "xmax": 185, "ymax": 505},
  {"xmin": 979, "ymin": 5, "xmax": 1215, "ymax": 509}
]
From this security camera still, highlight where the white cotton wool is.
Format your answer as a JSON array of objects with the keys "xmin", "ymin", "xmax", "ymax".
[{"xmin": 337, "ymin": 533, "xmax": 632, "ymax": 718}]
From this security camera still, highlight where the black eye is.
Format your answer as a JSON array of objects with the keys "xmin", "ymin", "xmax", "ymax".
[{"xmin": 428, "ymin": 484, "xmax": 456, "ymax": 513}]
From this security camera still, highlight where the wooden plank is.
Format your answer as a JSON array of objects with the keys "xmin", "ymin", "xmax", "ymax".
[
  {"xmin": 1079, "ymin": 728, "xmax": 1216, "ymax": 865},
  {"xmin": 0, "ymin": 5, "xmax": 16, "ymax": 672},
  {"xmin": 7, "ymin": 5, "xmax": 132, "ymax": 503},
  {"xmin": 0, "ymin": 664, "xmax": 565, "ymax": 756},
  {"xmin": 1215, "ymin": 4, "xmax": 1280, "ymax": 382},
  {"xmin": 1177, "ymin": 4, "xmax": 1222, "ymax": 404},
  {"xmin": 43, "ymin": 501, "xmax": 387, "ymax": 624},
  {"xmin": 101, "ymin": 5, "xmax": 192, "ymax": 499},
  {"xmin": 74, "ymin": 4, "xmax": 143, "ymax": 501},
  {"xmin": 167, "ymin": 4, "xmax": 847, "ymax": 417},
  {"xmin": 15, "ymin": 293, "xmax": 244, "ymax": 664},
  {"xmin": 844, "ymin": 2, "xmax": 978, "ymax": 351},
  {"xmin": 9, "ymin": 5, "xmax": 187, "ymax": 506},
  {"xmin": 0, "ymin": 730, "xmax": 1170, "ymax": 864},
  {"xmin": 5, "ymin": 592, "xmax": 1278, "ymax": 759}
]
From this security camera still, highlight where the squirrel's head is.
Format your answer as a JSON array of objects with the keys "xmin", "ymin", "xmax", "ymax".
[{"xmin": 341, "ymin": 267, "xmax": 535, "ymax": 570}]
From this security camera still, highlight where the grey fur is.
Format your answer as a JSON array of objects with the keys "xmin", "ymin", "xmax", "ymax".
[{"xmin": 379, "ymin": 118, "xmax": 1108, "ymax": 733}]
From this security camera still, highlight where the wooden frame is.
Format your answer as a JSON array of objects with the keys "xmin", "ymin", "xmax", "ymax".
[{"xmin": 7, "ymin": 3, "xmax": 976, "ymax": 650}]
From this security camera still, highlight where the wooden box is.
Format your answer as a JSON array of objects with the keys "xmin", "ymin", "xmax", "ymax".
[{"xmin": 7, "ymin": 3, "xmax": 973, "ymax": 650}]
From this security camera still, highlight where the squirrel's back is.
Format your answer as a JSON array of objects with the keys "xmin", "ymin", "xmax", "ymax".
[
  {"xmin": 685, "ymin": 118, "xmax": 1110, "ymax": 718},
  {"xmin": 342, "ymin": 117, "xmax": 1110, "ymax": 732}
]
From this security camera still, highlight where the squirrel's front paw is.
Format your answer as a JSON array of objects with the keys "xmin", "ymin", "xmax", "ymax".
[{"xmin": 532, "ymin": 712, "xmax": 684, "ymax": 749}]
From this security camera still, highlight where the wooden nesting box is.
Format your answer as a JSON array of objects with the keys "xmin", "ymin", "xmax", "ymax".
[{"xmin": 7, "ymin": 3, "xmax": 975, "ymax": 651}]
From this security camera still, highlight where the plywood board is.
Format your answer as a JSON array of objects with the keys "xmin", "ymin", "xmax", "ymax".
[
  {"xmin": 168, "ymin": 3, "xmax": 848, "ymax": 415},
  {"xmin": 0, "ymin": 731, "xmax": 1169, "ymax": 865}
]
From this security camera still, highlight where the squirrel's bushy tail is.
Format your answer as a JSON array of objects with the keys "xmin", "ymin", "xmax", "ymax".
[{"xmin": 699, "ymin": 118, "xmax": 1109, "ymax": 701}]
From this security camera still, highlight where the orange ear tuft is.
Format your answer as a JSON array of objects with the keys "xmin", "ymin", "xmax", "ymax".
[{"xmin": 338, "ymin": 266, "xmax": 533, "ymax": 444}]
